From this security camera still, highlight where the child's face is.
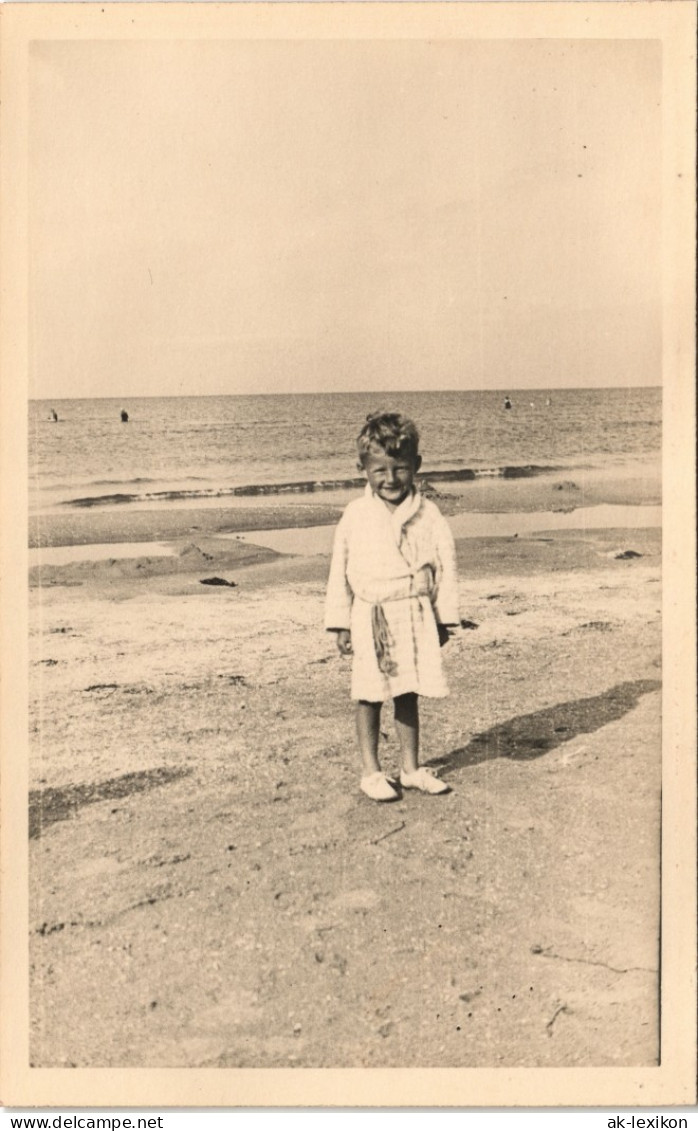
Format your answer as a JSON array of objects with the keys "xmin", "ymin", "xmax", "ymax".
[{"xmin": 361, "ymin": 445, "xmax": 421, "ymax": 509}]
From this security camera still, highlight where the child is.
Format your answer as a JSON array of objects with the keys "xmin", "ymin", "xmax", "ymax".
[{"xmin": 325, "ymin": 412, "xmax": 459, "ymax": 801}]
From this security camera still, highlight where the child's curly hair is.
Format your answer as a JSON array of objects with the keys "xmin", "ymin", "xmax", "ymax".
[{"xmin": 356, "ymin": 412, "xmax": 420, "ymax": 466}]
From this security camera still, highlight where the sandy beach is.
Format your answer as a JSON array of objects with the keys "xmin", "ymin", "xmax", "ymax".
[{"xmin": 29, "ymin": 459, "xmax": 662, "ymax": 1068}]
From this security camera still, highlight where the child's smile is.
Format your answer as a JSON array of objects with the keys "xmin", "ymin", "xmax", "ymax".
[{"xmin": 362, "ymin": 449, "xmax": 421, "ymax": 510}]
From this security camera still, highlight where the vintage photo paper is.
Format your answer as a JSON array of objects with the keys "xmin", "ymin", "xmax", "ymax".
[{"xmin": 1, "ymin": 0, "xmax": 696, "ymax": 1109}]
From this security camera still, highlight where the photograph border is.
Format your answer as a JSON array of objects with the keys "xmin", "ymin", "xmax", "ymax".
[{"xmin": 1, "ymin": 0, "xmax": 696, "ymax": 1109}]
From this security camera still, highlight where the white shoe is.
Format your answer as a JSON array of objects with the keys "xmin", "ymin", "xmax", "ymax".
[
  {"xmin": 399, "ymin": 767, "xmax": 450, "ymax": 795},
  {"xmin": 360, "ymin": 772, "xmax": 399, "ymax": 802}
]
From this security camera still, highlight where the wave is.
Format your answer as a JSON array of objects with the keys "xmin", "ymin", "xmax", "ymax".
[
  {"xmin": 61, "ymin": 475, "xmax": 210, "ymax": 490},
  {"xmin": 88, "ymin": 477, "xmax": 161, "ymax": 487},
  {"xmin": 63, "ymin": 464, "xmax": 561, "ymax": 508}
]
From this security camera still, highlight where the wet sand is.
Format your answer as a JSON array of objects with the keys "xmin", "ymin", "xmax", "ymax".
[
  {"xmin": 29, "ymin": 459, "xmax": 662, "ymax": 1068},
  {"xmin": 29, "ymin": 459, "xmax": 660, "ymax": 550}
]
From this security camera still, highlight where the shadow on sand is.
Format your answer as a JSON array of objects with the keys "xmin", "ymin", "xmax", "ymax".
[
  {"xmin": 435, "ymin": 678, "xmax": 661, "ymax": 773},
  {"xmin": 29, "ymin": 766, "xmax": 192, "ymax": 840}
]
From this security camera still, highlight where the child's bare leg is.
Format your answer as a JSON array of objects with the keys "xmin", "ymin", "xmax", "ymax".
[
  {"xmin": 394, "ymin": 692, "xmax": 419, "ymax": 773},
  {"xmin": 356, "ymin": 700, "xmax": 382, "ymax": 775}
]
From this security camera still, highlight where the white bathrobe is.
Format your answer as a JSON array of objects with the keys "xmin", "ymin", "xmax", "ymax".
[{"xmin": 324, "ymin": 486, "xmax": 459, "ymax": 702}]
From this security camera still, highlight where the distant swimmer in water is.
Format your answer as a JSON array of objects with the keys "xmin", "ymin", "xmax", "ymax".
[
  {"xmin": 49, "ymin": 409, "xmax": 58, "ymax": 422},
  {"xmin": 545, "ymin": 397, "xmax": 552, "ymax": 407},
  {"xmin": 503, "ymin": 396, "xmax": 512, "ymax": 410},
  {"xmin": 120, "ymin": 408, "xmax": 129, "ymax": 422}
]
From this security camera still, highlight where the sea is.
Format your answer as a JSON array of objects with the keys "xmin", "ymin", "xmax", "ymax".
[{"xmin": 29, "ymin": 388, "xmax": 661, "ymax": 514}]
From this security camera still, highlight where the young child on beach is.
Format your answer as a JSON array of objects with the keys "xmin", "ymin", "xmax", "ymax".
[{"xmin": 325, "ymin": 412, "xmax": 459, "ymax": 802}]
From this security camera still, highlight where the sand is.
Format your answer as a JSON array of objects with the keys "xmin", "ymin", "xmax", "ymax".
[{"xmin": 28, "ymin": 459, "xmax": 662, "ymax": 1068}]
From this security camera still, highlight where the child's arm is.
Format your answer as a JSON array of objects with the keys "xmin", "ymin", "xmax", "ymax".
[
  {"xmin": 332, "ymin": 628, "xmax": 353, "ymax": 656},
  {"xmin": 432, "ymin": 513, "xmax": 460, "ymax": 629},
  {"xmin": 437, "ymin": 623, "xmax": 452, "ymax": 647},
  {"xmin": 324, "ymin": 514, "xmax": 354, "ymax": 638}
]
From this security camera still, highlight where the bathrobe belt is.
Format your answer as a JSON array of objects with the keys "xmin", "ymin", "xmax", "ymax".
[{"xmin": 353, "ymin": 566, "xmax": 436, "ymax": 678}]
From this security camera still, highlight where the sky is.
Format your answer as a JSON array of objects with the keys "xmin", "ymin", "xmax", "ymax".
[{"xmin": 29, "ymin": 37, "xmax": 662, "ymax": 399}]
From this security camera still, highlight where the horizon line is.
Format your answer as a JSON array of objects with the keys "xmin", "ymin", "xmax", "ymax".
[{"xmin": 32, "ymin": 383, "xmax": 662, "ymax": 403}]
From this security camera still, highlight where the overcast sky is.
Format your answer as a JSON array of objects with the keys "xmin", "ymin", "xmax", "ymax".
[{"xmin": 29, "ymin": 38, "xmax": 661, "ymax": 399}]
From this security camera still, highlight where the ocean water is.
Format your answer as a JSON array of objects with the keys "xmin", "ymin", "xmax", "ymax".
[{"xmin": 29, "ymin": 388, "xmax": 661, "ymax": 512}]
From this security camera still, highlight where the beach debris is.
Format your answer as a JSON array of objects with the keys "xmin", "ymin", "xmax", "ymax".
[
  {"xmin": 558, "ymin": 744, "xmax": 588, "ymax": 766},
  {"xmin": 38, "ymin": 658, "xmax": 59, "ymax": 666},
  {"xmin": 199, "ymin": 576, "xmax": 237, "ymax": 587},
  {"xmin": 553, "ymin": 480, "xmax": 579, "ymax": 491},
  {"xmin": 562, "ymin": 619, "xmax": 613, "ymax": 636},
  {"xmin": 83, "ymin": 683, "xmax": 118, "ymax": 693},
  {"xmin": 370, "ymin": 821, "xmax": 406, "ymax": 845},
  {"xmin": 486, "ymin": 594, "xmax": 504, "ymax": 601},
  {"xmin": 460, "ymin": 619, "xmax": 479, "ymax": 630},
  {"xmin": 149, "ymin": 853, "xmax": 190, "ymax": 868},
  {"xmin": 614, "ymin": 549, "xmax": 643, "ymax": 560},
  {"xmin": 419, "ymin": 479, "xmax": 447, "ymax": 500},
  {"xmin": 37, "ymin": 921, "xmax": 66, "ymax": 937},
  {"xmin": 458, "ymin": 988, "xmax": 483, "ymax": 1004},
  {"xmin": 218, "ymin": 673, "xmax": 247, "ymax": 686},
  {"xmin": 330, "ymin": 953, "xmax": 348, "ymax": 975},
  {"xmin": 180, "ymin": 542, "xmax": 214, "ymax": 560},
  {"xmin": 551, "ymin": 505, "xmax": 576, "ymax": 513},
  {"xmin": 546, "ymin": 1003, "xmax": 571, "ymax": 1037}
]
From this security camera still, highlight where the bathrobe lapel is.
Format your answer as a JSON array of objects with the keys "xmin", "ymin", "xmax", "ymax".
[{"xmin": 365, "ymin": 484, "xmax": 423, "ymax": 555}]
